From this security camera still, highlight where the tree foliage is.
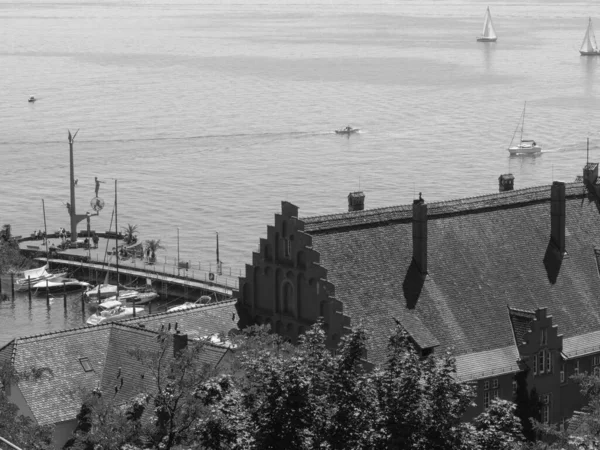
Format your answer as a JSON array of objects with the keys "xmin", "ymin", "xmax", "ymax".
[{"xmin": 66, "ymin": 323, "xmax": 527, "ymax": 450}]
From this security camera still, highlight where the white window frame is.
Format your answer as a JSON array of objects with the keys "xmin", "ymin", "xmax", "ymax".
[
  {"xmin": 541, "ymin": 394, "xmax": 551, "ymax": 424},
  {"xmin": 533, "ymin": 354, "xmax": 538, "ymax": 375},
  {"xmin": 546, "ymin": 350, "xmax": 552, "ymax": 373},
  {"xmin": 492, "ymin": 378, "xmax": 498, "ymax": 389},
  {"xmin": 483, "ymin": 390, "xmax": 491, "ymax": 409},
  {"xmin": 484, "ymin": 380, "xmax": 490, "ymax": 390},
  {"xmin": 575, "ymin": 360, "xmax": 580, "ymax": 376},
  {"xmin": 560, "ymin": 363, "xmax": 565, "ymax": 383},
  {"xmin": 539, "ymin": 350, "xmax": 545, "ymax": 374}
]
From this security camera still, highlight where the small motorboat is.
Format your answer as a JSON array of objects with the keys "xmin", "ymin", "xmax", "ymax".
[
  {"xmin": 14, "ymin": 265, "xmax": 67, "ymax": 291},
  {"xmin": 32, "ymin": 276, "xmax": 91, "ymax": 294},
  {"xmin": 86, "ymin": 300, "xmax": 144, "ymax": 325},
  {"xmin": 85, "ymin": 283, "xmax": 119, "ymax": 301},
  {"xmin": 335, "ymin": 126, "xmax": 360, "ymax": 135},
  {"xmin": 28, "ymin": 96, "xmax": 36, "ymax": 103}
]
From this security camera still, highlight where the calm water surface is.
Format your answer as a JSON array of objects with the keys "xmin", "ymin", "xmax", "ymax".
[{"xmin": 2, "ymin": 0, "xmax": 600, "ymax": 345}]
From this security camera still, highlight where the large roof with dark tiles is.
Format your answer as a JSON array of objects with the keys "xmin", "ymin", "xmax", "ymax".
[
  {"xmin": 0, "ymin": 301, "xmax": 238, "ymax": 426},
  {"xmin": 298, "ymin": 181, "xmax": 600, "ymax": 365}
]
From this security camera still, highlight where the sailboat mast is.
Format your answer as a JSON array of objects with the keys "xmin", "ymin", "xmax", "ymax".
[
  {"xmin": 588, "ymin": 137, "xmax": 590, "ymax": 165},
  {"xmin": 42, "ymin": 199, "xmax": 48, "ymax": 264},
  {"xmin": 520, "ymin": 102, "xmax": 526, "ymax": 142},
  {"xmin": 115, "ymin": 179, "xmax": 119, "ymax": 296}
]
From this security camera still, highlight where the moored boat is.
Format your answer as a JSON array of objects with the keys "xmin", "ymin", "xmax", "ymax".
[
  {"xmin": 86, "ymin": 300, "xmax": 144, "ymax": 325},
  {"xmin": 14, "ymin": 264, "xmax": 67, "ymax": 291},
  {"xmin": 31, "ymin": 276, "xmax": 90, "ymax": 294}
]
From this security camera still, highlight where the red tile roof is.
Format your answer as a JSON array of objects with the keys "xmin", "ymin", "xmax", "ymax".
[{"xmin": 299, "ymin": 182, "xmax": 600, "ymax": 365}]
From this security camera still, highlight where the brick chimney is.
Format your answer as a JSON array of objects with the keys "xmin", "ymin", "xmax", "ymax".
[
  {"xmin": 348, "ymin": 191, "xmax": 365, "ymax": 212},
  {"xmin": 498, "ymin": 174, "xmax": 514, "ymax": 192},
  {"xmin": 173, "ymin": 329, "xmax": 188, "ymax": 357},
  {"xmin": 412, "ymin": 193, "xmax": 427, "ymax": 275},
  {"xmin": 551, "ymin": 181, "xmax": 566, "ymax": 254}
]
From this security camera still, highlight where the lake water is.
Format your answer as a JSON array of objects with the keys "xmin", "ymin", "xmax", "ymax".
[{"xmin": 1, "ymin": 0, "xmax": 600, "ymax": 345}]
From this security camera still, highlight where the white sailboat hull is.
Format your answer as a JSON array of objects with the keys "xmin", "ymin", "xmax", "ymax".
[
  {"xmin": 508, "ymin": 142, "xmax": 542, "ymax": 155},
  {"xmin": 580, "ymin": 50, "xmax": 600, "ymax": 55},
  {"xmin": 477, "ymin": 37, "xmax": 497, "ymax": 42}
]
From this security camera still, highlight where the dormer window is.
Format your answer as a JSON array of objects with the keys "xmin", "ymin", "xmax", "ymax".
[{"xmin": 79, "ymin": 357, "xmax": 93, "ymax": 372}]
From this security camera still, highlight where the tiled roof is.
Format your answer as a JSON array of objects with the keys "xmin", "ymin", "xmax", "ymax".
[
  {"xmin": 454, "ymin": 345, "xmax": 520, "ymax": 382},
  {"xmin": 563, "ymin": 330, "xmax": 600, "ymax": 358},
  {"xmin": 508, "ymin": 307, "xmax": 535, "ymax": 347},
  {"xmin": 301, "ymin": 182, "xmax": 600, "ymax": 363},
  {"xmin": 124, "ymin": 299, "xmax": 239, "ymax": 339},
  {"xmin": 6, "ymin": 314, "xmax": 234, "ymax": 426}
]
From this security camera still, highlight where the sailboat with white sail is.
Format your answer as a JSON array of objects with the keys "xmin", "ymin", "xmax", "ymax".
[
  {"xmin": 580, "ymin": 18, "xmax": 600, "ymax": 55},
  {"xmin": 477, "ymin": 7, "xmax": 497, "ymax": 42},
  {"xmin": 507, "ymin": 102, "xmax": 541, "ymax": 155}
]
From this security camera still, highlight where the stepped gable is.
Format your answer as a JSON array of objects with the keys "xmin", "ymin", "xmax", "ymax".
[
  {"xmin": 297, "ymin": 182, "xmax": 600, "ymax": 364},
  {"xmin": 124, "ymin": 299, "xmax": 239, "ymax": 338}
]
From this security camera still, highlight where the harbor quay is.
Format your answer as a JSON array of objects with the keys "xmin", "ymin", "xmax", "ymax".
[{"xmin": 9, "ymin": 233, "xmax": 238, "ymax": 307}]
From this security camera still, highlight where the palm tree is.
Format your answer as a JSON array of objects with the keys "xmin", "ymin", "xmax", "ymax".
[
  {"xmin": 122, "ymin": 224, "xmax": 139, "ymax": 245},
  {"xmin": 145, "ymin": 239, "xmax": 164, "ymax": 264}
]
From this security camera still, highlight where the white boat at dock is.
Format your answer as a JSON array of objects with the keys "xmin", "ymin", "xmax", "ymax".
[
  {"xmin": 31, "ymin": 276, "xmax": 90, "ymax": 294},
  {"xmin": 14, "ymin": 264, "xmax": 67, "ymax": 291},
  {"xmin": 86, "ymin": 300, "xmax": 144, "ymax": 325}
]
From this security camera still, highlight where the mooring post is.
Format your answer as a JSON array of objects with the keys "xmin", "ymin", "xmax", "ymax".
[
  {"xmin": 28, "ymin": 276, "xmax": 31, "ymax": 302},
  {"xmin": 148, "ymin": 300, "xmax": 152, "ymax": 314},
  {"xmin": 63, "ymin": 281, "xmax": 67, "ymax": 309},
  {"xmin": 10, "ymin": 273, "xmax": 15, "ymax": 301},
  {"xmin": 46, "ymin": 280, "xmax": 50, "ymax": 307},
  {"xmin": 133, "ymin": 302, "xmax": 136, "ymax": 318},
  {"xmin": 81, "ymin": 291, "xmax": 85, "ymax": 322}
]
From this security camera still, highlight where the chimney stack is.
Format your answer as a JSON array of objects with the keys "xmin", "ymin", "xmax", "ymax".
[
  {"xmin": 173, "ymin": 331, "xmax": 188, "ymax": 357},
  {"xmin": 551, "ymin": 181, "xmax": 566, "ymax": 254},
  {"xmin": 498, "ymin": 174, "xmax": 514, "ymax": 192},
  {"xmin": 348, "ymin": 191, "xmax": 365, "ymax": 212},
  {"xmin": 412, "ymin": 193, "xmax": 427, "ymax": 276}
]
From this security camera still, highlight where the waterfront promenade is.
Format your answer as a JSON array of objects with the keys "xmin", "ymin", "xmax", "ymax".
[{"xmin": 17, "ymin": 235, "xmax": 240, "ymax": 292}]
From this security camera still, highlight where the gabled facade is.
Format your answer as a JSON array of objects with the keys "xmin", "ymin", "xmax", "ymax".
[{"xmin": 236, "ymin": 167, "xmax": 600, "ymax": 425}]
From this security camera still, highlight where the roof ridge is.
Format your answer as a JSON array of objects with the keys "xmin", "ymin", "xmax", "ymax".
[
  {"xmin": 301, "ymin": 181, "xmax": 585, "ymax": 232},
  {"xmin": 508, "ymin": 306, "xmax": 536, "ymax": 316},
  {"xmin": 120, "ymin": 298, "xmax": 237, "ymax": 324}
]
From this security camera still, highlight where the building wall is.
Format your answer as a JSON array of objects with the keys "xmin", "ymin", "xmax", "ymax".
[
  {"xmin": 6, "ymin": 382, "xmax": 35, "ymax": 421},
  {"xmin": 53, "ymin": 419, "xmax": 77, "ymax": 450},
  {"xmin": 462, "ymin": 372, "xmax": 517, "ymax": 422},
  {"xmin": 236, "ymin": 202, "xmax": 351, "ymax": 347}
]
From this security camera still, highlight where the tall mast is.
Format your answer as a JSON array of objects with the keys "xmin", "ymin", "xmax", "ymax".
[
  {"xmin": 115, "ymin": 179, "xmax": 119, "ymax": 295},
  {"xmin": 68, "ymin": 130, "xmax": 79, "ymax": 242},
  {"xmin": 42, "ymin": 199, "xmax": 48, "ymax": 264},
  {"xmin": 520, "ymin": 102, "xmax": 526, "ymax": 142}
]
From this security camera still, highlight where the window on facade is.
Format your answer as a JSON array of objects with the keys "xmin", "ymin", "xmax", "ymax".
[
  {"xmin": 539, "ymin": 350, "xmax": 545, "ymax": 374},
  {"xmin": 541, "ymin": 328, "xmax": 548, "ymax": 346},
  {"xmin": 283, "ymin": 238, "xmax": 291, "ymax": 258},
  {"xmin": 541, "ymin": 394, "xmax": 551, "ymax": 424},
  {"xmin": 492, "ymin": 378, "xmax": 498, "ymax": 389},
  {"xmin": 484, "ymin": 380, "xmax": 490, "ymax": 390},
  {"xmin": 560, "ymin": 364, "xmax": 565, "ymax": 383},
  {"xmin": 512, "ymin": 380, "xmax": 517, "ymax": 395},
  {"xmin": 546, "ymin": 350, "xmax": 552, "ymax": 373},
  {"xmin": 79, "ymin": 357, "xmax": 93, "ymax": 372},
  {"xmin": 594, "ymin": 366, "xmax": 600, "ymax": 377},
  {"xmin": 575, "ymin": 360, "xmax": 580, "ymax": 376},
  {"xmin": 533, "ymin": 354, "xmax": 538, "ymax": 375},
  {"xmin": 483, "ymin": 391, "xmax": 490, "ymax": 408}
]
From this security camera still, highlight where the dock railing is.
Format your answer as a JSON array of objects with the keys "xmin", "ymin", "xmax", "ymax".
[{"xmin": 81, "ymin": 252, "xmax": 240, "ymax": 289}]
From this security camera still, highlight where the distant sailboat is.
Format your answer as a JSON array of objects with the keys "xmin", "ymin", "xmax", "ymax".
[
  {"xmin": 507, "ymin": 102, "xmax": 541, "ymax": 155},
  {"xmin": 477, "ymin": 7, "xmax": 497, "ymax": 42},
  {"xmin": 580, "ymin": 18, "xmax": 600, "ymax": 55}
]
